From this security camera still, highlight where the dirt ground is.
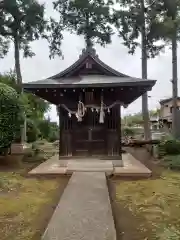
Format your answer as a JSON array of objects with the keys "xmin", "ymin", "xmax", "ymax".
[
  {"xmin": 0, "ymin": 163, "xmax": 70, "ymax": 240},
  {"xmin": 108, "ymin": 178, "xmax": 152, "ymax": 240},
  {"xmin": 108, "ymin": 147, "xmax": 180, "ymax": 240}
]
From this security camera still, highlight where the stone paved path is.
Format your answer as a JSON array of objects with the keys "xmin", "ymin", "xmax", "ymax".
[{"xmin": 42, "ymin": 172, "xmax": 116, "ymax": 240}]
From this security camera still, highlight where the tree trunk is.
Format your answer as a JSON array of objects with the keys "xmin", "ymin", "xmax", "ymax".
[
  {"xmin": 14, "ymin": 35, "xmax": 26, "ymax": 143},
  {"xmin": 14, "ymin": 36, "xmax": 22, "ymax": 86},
  {"xmin": 172, "ymin": 30, "xmax": 178, "ymax": 138},
  {"xmin": 140, "ymin": 0, "xmax": 151, "ymax": 140}
]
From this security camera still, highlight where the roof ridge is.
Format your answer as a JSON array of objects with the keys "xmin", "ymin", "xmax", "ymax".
[{"xmin": 49, "ymin": 47, "xmax": 133, "ymax": 79}]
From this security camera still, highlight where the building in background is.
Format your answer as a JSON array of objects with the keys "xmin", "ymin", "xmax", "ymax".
[{"xmin": 159, "ymin": 97, "xmax": 180, "ymax": 130}]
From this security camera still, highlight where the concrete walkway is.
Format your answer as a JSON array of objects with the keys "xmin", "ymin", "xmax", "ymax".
[{"xmin": 42, "ymin": 172, "xmax": 116, "ymax": 240}]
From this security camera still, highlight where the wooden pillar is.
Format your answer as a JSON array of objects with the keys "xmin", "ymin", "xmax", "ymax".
[
  {"xmin": 59, "ymin": 106, "xmax": 63, "ymax": 157},
  {"xmin": 112, "ymin": 105, "xmax": 123, "ymax": 167},
  {"xmin": 58, "ymin": 106, "xmax": 68, "ymax": 166},
  {"xmin": 118, "ymin": 105, "xmax": 122, "ymax": 158}
]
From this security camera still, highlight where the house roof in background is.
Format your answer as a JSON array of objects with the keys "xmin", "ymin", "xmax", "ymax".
[{"xmin": 159, "ymin": 97, "xmax": 180, "ymax": 105}]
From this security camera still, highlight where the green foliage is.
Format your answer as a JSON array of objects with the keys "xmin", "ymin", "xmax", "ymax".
[
  {"xmin": 0, "ymin": 83, "xmax": 23, "ymax": 151},
  {"xmin": 123, "ymin": 112, "xmax": 143, "ymax": 126},
  {"xmin": 48, "ymin": 131, "xmax": 59, "ymax": 142},
  {"xmin": 26, "ymin": 119, "xmax": 40, "ymax": 143},
  {"xmin": 0, "ymin": 72, "xmax": 19, "ymax": 90},
  {"xmin": 150, "ymin": 109, "xmax": 160, "ymax": 117},
  {"xmin": 0, "ymin": 72, "xmax": 50, "ymax": 121},
  {"xmin": 37, "ymin": 119, "xmax": 59, "ymax": 142},
  {"xmin": 122, "ymin": 109, "xmax": 160, "ymax": 127},
  {"xmin": 29, "ymin": 140, "xmax": 58, "ymax": 162},
  {"xmin": 112, "ymin": 0, "xmax": 165, "ymax": 58},
  {"xmin": 0, "ymin": 0, "xmax": 48, "ymax": 85},
  {"xmin": 51, "ymin": 0, "xmax": 113, "ymax": 54},
  {"xmin": 163, "ymin": 155, "xmax": 180, "ymax": 169},
  {"xmin": 151, "ymin": 0, "xmax": 180, "ymax": 41},
  {"xmin": 23, "ymin": 93, "xmax": 50, "ymax": 120},
  {"xmin": 122, "ymin": 127, "xmax": 135, "ymax": 136},
  {"xmin": 158, "ymin": 139, "xmax": 180, "ymax": 157},
  {"xmin": 47, "ymin": 17, "xmax": 64, "ymax": 58},
  {"xmin": 0, "ymin": 36, "xmax": 9, "ymax": 58},
  {"xmin": 0, "ymin": 0, "xmax": 47, "ymax": 58},
  {"xmin": 0, "ymin": 73, "xmax": 53, "ymax": 145}
]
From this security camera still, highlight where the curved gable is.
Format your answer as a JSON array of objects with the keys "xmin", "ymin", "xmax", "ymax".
[{"xmin": 50, "ymin": 48, "xmax": 129, "ymax": 79}]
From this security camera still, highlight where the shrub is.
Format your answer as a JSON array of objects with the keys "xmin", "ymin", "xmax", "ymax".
[
  {"xmin": 47, "ymin": 132, "xmax": 59, "ymax": 142},
  {"xmin": 30, "ymin": 141, "xmax": 56, "ymax": 162},
  {"xmin": 34, "ymin": 139, "xmax": 47, "ymax": 146},
  {"xmin": 163, "ymin": 155, "xmax": 180, "ymax": 169},
  {"xmin": 159, "ymin": 140, "xmax": 180, "ymax": 155},
  {"xmin": 26, "ymin": 119, "xmax": 40, "ymax": 143},
  {"xmin": 0, "ymin": 83, "xmax": 23, "ymax": 153},
  {"xmin": 122, "ymin": 127, "xmax": 135, "ymax": 137}
]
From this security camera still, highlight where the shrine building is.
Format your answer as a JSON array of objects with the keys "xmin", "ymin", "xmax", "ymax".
[{"xmin": 23, "ymin": 48, "xmax": 156, "ymax": 166}]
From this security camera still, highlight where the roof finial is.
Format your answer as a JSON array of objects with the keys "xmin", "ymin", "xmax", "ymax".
[{"xmin": 79, "ymin": 45, "xmax": 98, "ymax": 58}]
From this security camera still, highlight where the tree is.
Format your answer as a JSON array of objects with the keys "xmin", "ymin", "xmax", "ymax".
[
  {"xmin": 37, "ymin": 118, "xmax": 59, "ymax": 142},
  {"xmin": 0, "ymin": 82, "xmax": 23, "ymax": 154},
  {"xmin": 112, "ymin": 0, "xmax": 164, "ymax": 140},
  {"xmin": 123, "ymin": 113, "xmax": 143, "ymax": 127},
  {"xmin": 0, "ymin": 72, "xmax": 50, "ymax": 120},
  {"xmin": 123, "ymin": 109, "xmax": 160, "ymax": 127},
  {"xmin": 50, "ymin": 0, "xmax": 113, "ymax": 55},
  {"xmin": 149, "ymin": 108, "xmax": 160, "ymax": 117},
  {"xmin": 26, "ymin": 118, "xmax": 40, "ymax": 142},
  {"xmin": 0, "ymin": 36, "xmax": 9, "ymax": 59},
  {"xmin": 0, "ymin": 0, "xmax": 47, "ymax": 85},
  {"xmin": 0, "ymin": 0, "xmax": 48, "ymax": 143},
  {"xmin": 144, "ymin": 0, "xmax": 180, "ymax": 138},
  {"xmin": 0, "ymin": 72, "xmax": 51, "ymax": 143},
  {"xmin": 152, "ymin": 0, "xmax": 180, "ymax": 138}
]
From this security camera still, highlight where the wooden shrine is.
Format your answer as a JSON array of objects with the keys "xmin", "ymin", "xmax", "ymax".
[{"xmin": 23, "ymin": 48, "xmax": 156, "ymax": 159}]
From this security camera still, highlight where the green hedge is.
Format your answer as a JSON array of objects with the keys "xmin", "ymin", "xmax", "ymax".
[
  {"xmin": 0, "ymin": 83, "xmax": 23, "ymax": 152},
  {"xmin": 158, "ymin": 140, "xmax": 180, "ymax": 157},
  {"xmin": 122, "ymin": 127, "xmax": 136, "ymax": 136}
]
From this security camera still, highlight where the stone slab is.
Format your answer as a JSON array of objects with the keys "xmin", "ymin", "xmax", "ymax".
[
  {"xmin": 114, "ymin": 153, "xmax": 152, "ymax": 177},
  {"xmin": 29, "ymin": 156, "xmax": 67, "ymax": 175},
  {"xmin": 67, "ymin": 160, "xmax": 114, "ymax": 174},
  {"xmin": 29, "ymin": 153, "xmax": 151, "ymax": 178},
  {"xmin": 42, "ymin": 172, "xmax": 116, "ymax": 240}
]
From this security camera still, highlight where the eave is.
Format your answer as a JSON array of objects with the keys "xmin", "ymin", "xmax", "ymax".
[{"xmin": 23, "ymin": 75, "xmax": 156, "ymax": 89}]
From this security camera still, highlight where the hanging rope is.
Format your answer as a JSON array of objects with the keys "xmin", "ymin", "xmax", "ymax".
[
  {"xmin": 60, "ymin": 100, "xmax": 126, "ymax": 121},
  {"xmin": 76, "ymin": 101, "xmax": 85, "ymax": 121},
  {"xmin": 99, "ymin": 95, "xmax": 105, "ymax": 123}
]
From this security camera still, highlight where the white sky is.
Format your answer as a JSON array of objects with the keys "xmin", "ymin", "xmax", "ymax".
[{"xmin": 0, "ymin": 0, "xmax": 178, "ymax": 123}]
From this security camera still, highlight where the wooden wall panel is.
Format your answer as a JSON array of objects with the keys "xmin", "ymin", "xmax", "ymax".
[{"xmin": 59, "ymin": 104, "xmax": 121, "ymax": 157}]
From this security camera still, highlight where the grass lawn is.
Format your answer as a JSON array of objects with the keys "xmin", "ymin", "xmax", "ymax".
[
  {"xmin": 0, "ymin": 165, "xmax": 69, "ymax": 240},
  {"xmin": 112, "ymin": 169, "xmax": 180, "ymax": 240}
]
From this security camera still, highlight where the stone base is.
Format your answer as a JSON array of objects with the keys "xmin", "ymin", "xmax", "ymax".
[
  {"xmin": 59, "ymin": 160, "xmax": 68, "ymax": 167},
  {"xmin": 11, "ymin": 143, "xmax": 27, "ymax": 154},
  {"xmin": 112, "ymin": 160, "xmax": 123, "ymax": 167}
]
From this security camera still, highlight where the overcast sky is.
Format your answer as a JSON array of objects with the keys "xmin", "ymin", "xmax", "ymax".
[{"xmin": 0, "ymin": 0, "xmax": 179, "ymax": 123}]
